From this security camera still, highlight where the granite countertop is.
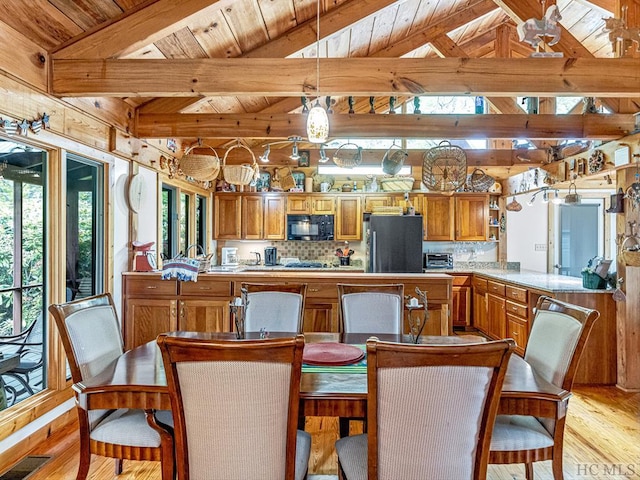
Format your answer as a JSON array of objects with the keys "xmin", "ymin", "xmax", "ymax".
[{"xmin": 423, "ymin": 263, "xmax": 612, "ymax": 294}]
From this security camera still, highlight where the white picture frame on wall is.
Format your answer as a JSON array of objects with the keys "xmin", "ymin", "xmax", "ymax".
[{"xmin": 614, "ymin": 146, "xmax": 630, "ymax": 167}]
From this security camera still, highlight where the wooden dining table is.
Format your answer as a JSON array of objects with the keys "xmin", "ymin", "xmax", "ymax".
[{"xmin": 73, "ymin": 331, "xmax": 571, "ymax": 424}]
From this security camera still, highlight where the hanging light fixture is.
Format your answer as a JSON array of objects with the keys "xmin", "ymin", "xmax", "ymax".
[{"xmin": 306, "ymin": 0, "xmax": 329, "ymax": 143}]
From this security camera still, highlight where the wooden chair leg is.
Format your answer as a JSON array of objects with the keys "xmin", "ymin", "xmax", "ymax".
[
  {"xmin": 75, "ymin": 411, "xmax": 91, "ymax": 480},
  {"xmin": 552, "ymin": 455, "xmax": 564, "ymax": 480},
  {"xmin": 114, "ymin": 459, "xmax": 123, "ymax": 475},
  {"xmin": 146, "ymin": 409, "xmax": 175, "ymax": 480},
  {"xmin": 525, "ymin": 462, "xmax": 534, "ymax": 480}
]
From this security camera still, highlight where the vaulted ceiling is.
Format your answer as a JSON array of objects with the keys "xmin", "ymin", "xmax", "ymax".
[{"xmin": 1, "ymin": 0, "xmax": 638, "ymax": 177}]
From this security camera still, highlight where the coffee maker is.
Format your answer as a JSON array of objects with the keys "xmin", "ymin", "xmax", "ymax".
[{"xmin": 264, "ymin": 247, "xmax": 277, "ymax": 266}]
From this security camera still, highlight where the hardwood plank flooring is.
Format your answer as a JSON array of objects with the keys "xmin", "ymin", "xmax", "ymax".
[{"xmin": 9, "ymin": 386, "xmax": 639, "ymax": 479}]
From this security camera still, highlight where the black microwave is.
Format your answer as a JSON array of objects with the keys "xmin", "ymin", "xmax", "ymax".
[{"xmin": 287, "ymin": 214, "xmax": 334, "ymax": 241}]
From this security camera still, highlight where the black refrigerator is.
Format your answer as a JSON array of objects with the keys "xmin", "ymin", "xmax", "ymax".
[{"xmin": 367, "ymin": 215, "xmax": 423, "ymax": 273}]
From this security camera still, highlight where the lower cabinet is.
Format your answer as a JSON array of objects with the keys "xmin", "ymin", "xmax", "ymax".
[
  {"xmin": 472, "ymin": 277, "xmax": 488, "ymax": 334},
  {"xmin": 486, "ymin": 292, "xmax": 506, "ymax": 339},
  {"xmin": 451, "ymin": 275, "xmax": 471, "ymax": 329},
  {"xmin": 125, "ymin": 298, "xmax": 177, "ymax": 351},
  {"xmin": 178, "ymin": 299, "xmax": 230, "ymax": 332}
]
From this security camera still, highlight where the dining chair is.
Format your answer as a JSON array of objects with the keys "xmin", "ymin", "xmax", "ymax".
[
  {"xmin": 0, "ymin": 313, "xmax": 44, "ymax": 404},
  {"xmin": 337, "ymin": 284, "xmax": 404, "ymax": 334},
  {"xmin": 241, "ymin": 282, "xmax": 307, "ymax": 333},
  {"xmin": 335, "ymin": 338, "xmax": 515, "ymax": 480},
  {"xmin": 489, "ymin": 296, "xmax": 600, "ymax": 480},
  {"xmin": 157, "ymin": 333, "xmax": 311, "ymax": 480},
  {"xmin": 48, "ymin": 293, "xmax": 174, "ymax": 480}
]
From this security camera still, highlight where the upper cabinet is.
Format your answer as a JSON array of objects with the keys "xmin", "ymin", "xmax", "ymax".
[
  {"xmin": 336, "ymin": 196, "xmax": 361, "ymax": 240},
  {"xmin": 424, "ymin": 195, "xmax": 455, "ymax": 241},
  {"xmin": 286, "ymin": 194, "xmax": 335, "ymax": 215},
  {"xmin": 215, "ymin": 193, "xmax": 285, "ymax": 240},
  {"xmin": 455, "ymin": 194, "xmax": 489, "ymax": 241}
]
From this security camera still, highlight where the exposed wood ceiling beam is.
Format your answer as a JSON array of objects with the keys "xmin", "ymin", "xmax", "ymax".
[
  {"xmin": 245, "ymin": 0, "xmax": 400, "ymax": 58},
  {"xmin": 51, "ymin": 57, "xmax": 640, "ymax": 97},
  {"xmin": 51, "ymin": 0, "xmax": 235, "ymax": 59},
  {"xmin": 139, "ymin": 0, "xmax": 401, "ymax": 115},
  {"xmin": 134, "ymin": 112, "xmax": 634, "ymax": 139}
]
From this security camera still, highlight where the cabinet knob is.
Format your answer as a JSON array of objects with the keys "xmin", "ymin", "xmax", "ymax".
[
  {"xmin": 146, "ymin": 285, "xmax": 157, "ymax": 289},
  {"xmin": 310, "ymin": 288, "xmax": 319, "ymax": 292},
  {"xmin": 512, "ymin": 306, "xmax": 518, "ymax": 311},
  {"xmin": 512, "ymin": 331, "xmax": 519, "ymax": 336}
]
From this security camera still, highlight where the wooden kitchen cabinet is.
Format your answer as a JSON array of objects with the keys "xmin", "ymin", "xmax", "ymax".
[
  {"xmin": 263, "ymin": 194, "xmax": 286, "ymax": 239},
  {"xmin": 455, "ymin": 193, "xmax": 489, "ymax": 241},
  {"xmin": 214, "ymin": 194, "xmax": 242, "ymax": 239},
  {"xmin": 425, "ymin": 195, "xmax": 455, "ymax": 241},
  {"xmin": 242, "ymin": 194, "xmax": 264, "ymax": 239},
  {"xmin": 286, "ymin": 194, "xmax": 335, "ymax": 214},
  {"xmin": 487, "ymin": 292, "xmax": 506, "ymax": 339},
  {"xmin": 472, "ymin": 276, "xmax": 488, "ymax": 334},
  {"xmin": 123, "ymin": 274, "xmax": 232, "ymax": 348},
  {"xmin": 363, "ymin": 194, "xmax": 397, "ymax": 212},
  {"xmin": 505, "ymin": 285, "xmax": 530, "ymax": 355},
  {"xmin": 335, "ymin": 195, "xmax": 361, "ymax": 240},
  {"xmin": 215, "ymin": 193, "xmax": 285, "ymax": 240},
  {"xmin": 451, "ymin": 275, "xmax": 471, "ymax": 329}
]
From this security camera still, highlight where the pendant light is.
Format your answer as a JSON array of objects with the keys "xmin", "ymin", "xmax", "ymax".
[{"xmin": 306, "ymin": 0, "xmax": 329, "ymax": 143}]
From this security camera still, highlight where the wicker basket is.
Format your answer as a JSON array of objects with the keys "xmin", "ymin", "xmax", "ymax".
[
  {"xmin": 222, "ymin": 143, "xmax": 259, "ymax": 186},
  {"xmin": 620, "ymin": 236, "xmax": 640, "ymax": 266},
  {"xmin": 381, "ymin": 143, "xmax": 408, "ymax": 175},
  {"xmin": 467, "ymin": 168, "xmax": 495, "ymax": 192},
  {"xmin": 185, "ymin": 244, "xmax": 213, "ymax": 273},
  {"xmin": 332, "ymin": 143, "xmax": 363, "ymax": 168},
  {"xmin": 380, "ymin": 176, "xmax": 415, "ymax": 192},
  {"xmin": 180, "ymin": 145, "xmax": 220, "ymax": 181}
]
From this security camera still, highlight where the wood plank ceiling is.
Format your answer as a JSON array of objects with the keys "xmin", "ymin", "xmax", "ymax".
[{"xmin": 1, "ymin": 0, "xmax": 638, "ymax": 179}]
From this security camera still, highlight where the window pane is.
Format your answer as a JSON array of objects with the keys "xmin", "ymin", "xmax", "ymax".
[
  {"xmin": 162, "ymin": 186, "xmax": 177, "ymax": 259},
  {"xmin": 196, "ymin": 195, "xmax": 206, "ymax": 250},
  {"xmin": 180, "ymin": 193, "xmax": 189, "ymax": 254},
  {"xmin": 0, "ymin": 138, "xmax": 46, "ymax": 408},
  {"xmin": 66, "ymin": 155, "xmax": 103, "ymax": 300}
]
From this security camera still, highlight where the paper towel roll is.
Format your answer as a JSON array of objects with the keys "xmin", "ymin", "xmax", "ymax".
[{"xmin": 305, "ymin": 177, "xmax": 313, "ymax": 192}]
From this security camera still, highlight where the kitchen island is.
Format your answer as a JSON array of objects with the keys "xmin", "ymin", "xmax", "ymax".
[{"xmin": 122, "ymin": 271, "xmax": 453, "ymax": 350}]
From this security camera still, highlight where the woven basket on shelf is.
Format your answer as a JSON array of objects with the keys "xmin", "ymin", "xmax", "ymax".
[
  {"xmin": 180, "ymin": 144, "xmax": 220, "ymax": 181},
  {"xmin": 222, "ymin": 143, "xmax": 259, "ymax": 186},
  {"xmin": 467, "ymin": 168, "xmax": 495, "ymax": 192},
  {"xmin": 332, "ymin": 143, "xmax": 363, "ymax": 168},
  {"xmin": 380, "ymin": 176, "xmax": 415, "ymax": 192}
]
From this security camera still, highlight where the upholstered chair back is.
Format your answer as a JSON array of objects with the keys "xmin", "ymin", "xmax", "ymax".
[
  {"xmin": 158, "ymin": 334, "xmax": 309, "ymax": 480},
  {"xmin": 338, "ymin": 284, "xmax": 404, "ymax": 334},
  {"xmin": 245, "ymin": 292, "xmax": 304, "ymax": 332}
]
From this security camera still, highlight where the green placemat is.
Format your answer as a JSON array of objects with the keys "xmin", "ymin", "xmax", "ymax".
[{"xmin": 302, "ymin": 344, "xmax": 367, "ymax": 374}]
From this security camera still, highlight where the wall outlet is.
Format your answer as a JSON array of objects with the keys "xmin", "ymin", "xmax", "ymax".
[{"xmin": 534, "ymin": 244, "xmax": 547, "ymax": 251}]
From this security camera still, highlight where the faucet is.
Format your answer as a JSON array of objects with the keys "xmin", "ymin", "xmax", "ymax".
[{"xmin": 250, "ymin": 251, "xmax": 261, "ymax": 266}]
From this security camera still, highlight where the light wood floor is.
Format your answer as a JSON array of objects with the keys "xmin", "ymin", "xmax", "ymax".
[{"xmin": 11, "ymin": 386, "xmax": 639, "ymax": 480}]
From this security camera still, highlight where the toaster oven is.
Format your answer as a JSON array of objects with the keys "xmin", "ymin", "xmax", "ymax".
[{"xmin": 424, "ymin": 253, "xmax": 453, "ymax": 269}]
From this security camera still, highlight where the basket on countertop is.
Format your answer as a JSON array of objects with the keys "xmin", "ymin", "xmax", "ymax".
[
  {"xmin": 185, "ymin": 244, "xmax": 213, "ymax": 273},
  {"xmin": 582, "ymin": 271, "xmax": 607, "ymax": 289},
  {"xmin": 180, "ymin": 144, "xmax": 220, "ymax": 181},
  {"xmin": 222, "ymin": 143, "xmax": 259, "ymax": 186}
]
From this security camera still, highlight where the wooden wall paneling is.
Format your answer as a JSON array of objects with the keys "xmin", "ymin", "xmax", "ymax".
[{"xmin": 618, "ymin": 267, "xmax": 640, "ymax": 390}]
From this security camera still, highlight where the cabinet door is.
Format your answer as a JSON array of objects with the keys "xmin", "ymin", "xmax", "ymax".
[
  {"xmin": 303, "ymin": 302, "xmax": 338, "ymax": 332},
  {"xmin": 455, "ymin": 194, "xmax": 489, "ymax": 241},
  {"xmin": 335, "ymin": 196, "xmax": 362, "ymax": 240},
  {"xmin": 452, "ymin": 286, "xmax": 470, "ymax": 328},
  {"xmin": 311, "ymin": 195, "xmax": 335, "ymax": 214},
  {"xmin": 363, "ymin": 194, "xmax": 395, "ymax": 212},
  {"xmin": 286, "ymin": 195, "xmax": 310, "ymax": 214},
  {"xmin": 425, "ymin": 195, "xmax": 455, "ymax": 240},
  {"xmin": 487, "ymin": 293, "xmax": 506, "ymax": 339},
  {"xmin": 473, "ymin": 290, "xmax": 488, "ymax": 334},
  {"xmin": 214, "ymin": 195, "xmax": 242, "ymax": 239},
  {"xmin": 506, "ymin": 314, "xmax": 528, "ymax": 356},
  {"xmin": 263, "ymin": 195, "xmax": 286, "ymax": 240},
  {"xmin": 179, "ymin": 299, "xmax": 230, "ymax": 332},
  {"xmin": 125, "ymin": 298, "xmax": 177, "ymax": 350},
  {"xmin": 242, "ymin": 195, "xmax": 264, "ymax": 239}
]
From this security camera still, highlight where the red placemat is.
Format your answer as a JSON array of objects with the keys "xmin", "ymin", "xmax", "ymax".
[{"xmin": 303, "ymin": 343, "xmax": 365, "ymax": 366}]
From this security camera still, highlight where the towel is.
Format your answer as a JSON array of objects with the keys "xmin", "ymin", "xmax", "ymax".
[{"xmin": 161, "ymin": 258, "xmax": 199, "ymax": 282}]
